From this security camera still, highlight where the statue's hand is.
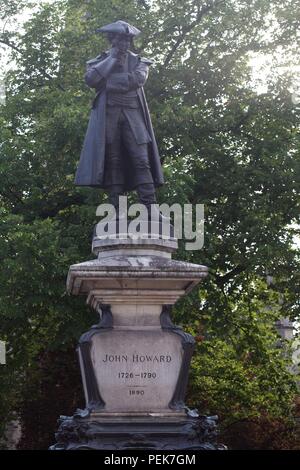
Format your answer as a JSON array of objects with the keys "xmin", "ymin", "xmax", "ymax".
[
  {"xmin": 110, "ymin": 47, "xmax": 127, "ymax": 65},
  {"xmin": 110, "ymin": 47, "xmax": 119, "ymax": 58}
]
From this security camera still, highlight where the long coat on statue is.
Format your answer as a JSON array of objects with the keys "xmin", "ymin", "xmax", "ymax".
[{"xmin": 75, "ymin": 50, "xmax": 164, "ymax": 190}]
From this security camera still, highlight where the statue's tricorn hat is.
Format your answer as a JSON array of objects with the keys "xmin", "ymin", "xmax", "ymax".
[{"xmin": 98, "ymin": 20, "xmax": 141, "ymax": 37}]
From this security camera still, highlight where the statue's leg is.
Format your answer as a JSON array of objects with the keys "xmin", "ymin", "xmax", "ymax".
[
  {"xmin": 107, "ymin": 185, "xmax": 124, "ymax": 209},
  {"xmin": 121, "ymin": 115, "xmax": 169, "ymax": 222},
  {"xmin": 136, "ymin": 184, "xmax": 170, "ymax": 223},
  {"xmin": 120, "ymin": 114, "xmax": 154, "ymax": 199},
  {"xmin": 136, "ymin": 182, "xmax": 156, "ymax": 206},
  {"xmin": 104, "ymin": 113, "xmax": 124, "ymax": 215}
]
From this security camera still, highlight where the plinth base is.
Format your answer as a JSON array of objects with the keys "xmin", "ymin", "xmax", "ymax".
[{"xmin": 50, "ymin": 414, "xmax": 222, "ymax": 450}]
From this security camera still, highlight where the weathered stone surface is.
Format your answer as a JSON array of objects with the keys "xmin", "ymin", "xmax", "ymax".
[
  {"xmin": 77, "ymin": 305, "xmax": 195, "ymax": 417},
  {"xmin": 67, "ymin": 237, "xmax": 208, "ymax": 313},
  {"xmin": 50, "ymin": 235, "xmax": 221, "ymax": 451},
  {"xmin": 68, "ymin": 236, "xmax": 207, "ymax": 299},
  {"xmin": 92, "ymin": 228, "xmax": 177, "ymax": 256},
  {"xmin": 90, "ymin": 329, "xmax": 183, "ymax": 413},
  {"xmin": 67, "ymin": 237, "xmax": 208, "ymax": 418}
]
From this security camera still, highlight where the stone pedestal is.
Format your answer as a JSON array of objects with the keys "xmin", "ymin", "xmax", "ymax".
[{"xmin": 51, "ymin": 232, "xmax": 221, "ymax": 450}]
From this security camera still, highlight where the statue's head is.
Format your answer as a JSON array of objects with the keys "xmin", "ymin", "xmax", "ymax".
[
  {"xmin": 107, "ymin": 32, "xmax": 132, "ymax": 53},
  {"xmin": 98, "ymin": 20, "xmax": 141, "ymax": 52}
]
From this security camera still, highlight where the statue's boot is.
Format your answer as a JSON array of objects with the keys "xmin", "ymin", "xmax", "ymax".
[{"xmin": 136, "ymin": 183, "xmax": 170, "ymax": 223}]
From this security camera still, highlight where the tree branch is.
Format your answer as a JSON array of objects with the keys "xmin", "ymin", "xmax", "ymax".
[
  {"xmin": 208, "ymin": 107, "xmax": 255, "ymax": 135},
  {"xmin": 137, "ymin": 0, "xmax": 150, "ymax": 9},
  {"xmin": 0, "ymin": 185, "xmax": 25, "ymax": 206},
  {"xmin": 214, "ymin": 265, "xmax": 247, "ymax": 287},
  {"xmin": 0, "ymin": 38, "xmax": 65, "ymax": 92},
  {"xmin": 0, "ymin": 37, "xmax": 22, "ymax": 54},
  {"xmin": 163, "ymin": 0, "xmax": 225, "ymax": 67}
]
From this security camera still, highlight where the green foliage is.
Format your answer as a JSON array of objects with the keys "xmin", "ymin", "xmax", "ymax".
[{"xmin": 0, "ymin": 0, "xmax": 299, "ymax": 449}]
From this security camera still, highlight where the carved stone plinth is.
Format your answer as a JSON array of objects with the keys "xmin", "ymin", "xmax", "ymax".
[
  {"xmin": 50, "ymin": 233, "xmax": 221, "ymax": 450},
  {"xmin": 76, "ymin": 304, "xmax": 197, "ymax": 417}
]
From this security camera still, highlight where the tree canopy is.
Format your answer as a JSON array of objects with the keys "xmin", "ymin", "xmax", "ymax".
[{"xmin": 0, "ymin": 0, "xmax": 299, "ymax": 449}]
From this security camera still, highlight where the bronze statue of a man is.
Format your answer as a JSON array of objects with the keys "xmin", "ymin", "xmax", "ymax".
[{"xmin": 75, "ymin": 20, "xmax": 164, "ymax": 215}]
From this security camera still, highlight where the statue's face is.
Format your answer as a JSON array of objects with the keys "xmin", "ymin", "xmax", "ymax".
[{"xmin": 112, "ymin": 34, "xmax": 132, "ymax": 52}]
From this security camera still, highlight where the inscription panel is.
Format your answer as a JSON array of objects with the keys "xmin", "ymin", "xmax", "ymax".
[{"xmin": 90, "ymin": 330, "xmax": 183, "ymax": 412}]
